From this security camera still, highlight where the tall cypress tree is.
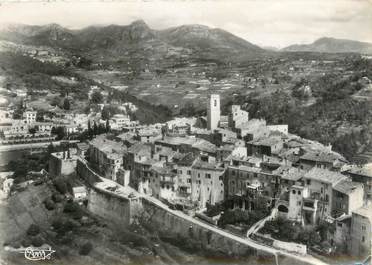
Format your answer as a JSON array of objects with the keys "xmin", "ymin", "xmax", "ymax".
[
  {"xmin": 105, "ymin": 119, "xmax": 110, "ymax": 133},
  {"xmin": 93, "ymin": 121, "xmax": 98, "ymax": 136},
  {"xmin": 88, "ymin": 120, "xmax": 92, "ymax": 139}
]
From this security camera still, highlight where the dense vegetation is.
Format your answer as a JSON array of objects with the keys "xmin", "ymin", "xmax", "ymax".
[
  {"xmin": 224, "ymin": 59, "xmax": 372, "ymax": 162},
  {"xmin": 261, "ymin": 217, "xmax": 334, "ymax": 250},
  {"xmin": 108, "ymin": 89, "xmax": 172, "ymax": 124}
]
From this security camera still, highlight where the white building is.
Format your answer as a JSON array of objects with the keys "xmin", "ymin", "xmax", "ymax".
[
  {"xmin": 23, "ymin": 110, "xmax": 37, "ymax": 124},
  {"xmin": 110, "ymin": 114, "xmax": 131, "ymax": 130},
  {"xmin": 228, "ymin": 105, "xmax": 249, "ymax": 129},
  {"xmin": 72, "ymin": 186, "xmax": 87, "ymax": 201},
  {"xmin": 207, "ymin": 94, "xmax": 220, "ymax": 131}
]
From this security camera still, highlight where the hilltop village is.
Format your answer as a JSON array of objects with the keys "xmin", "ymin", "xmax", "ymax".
[{"xmin": 1, "ymin": 92, "xmax": 370, "ymax": 263}]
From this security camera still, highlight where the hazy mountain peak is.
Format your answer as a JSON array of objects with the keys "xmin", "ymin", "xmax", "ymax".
[{"xmin": 282, "ymin": 36, "xmax": 372, "ymax": 54}]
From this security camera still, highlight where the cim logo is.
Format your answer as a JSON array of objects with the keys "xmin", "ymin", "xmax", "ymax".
[{"xmin": 22, "ymin": 246, "xmax": 56, "ymax": 261}]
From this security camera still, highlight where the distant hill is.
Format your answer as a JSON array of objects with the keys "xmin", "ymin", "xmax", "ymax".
[
  {"xmin": 0, "ymin": 20, "xmax": 266, "ymax": 62},
  {"xmin": 282, "ymin": 37, "xmax": 372, "ymax": 54},
  {"xmin": 157, "ymin": 24, "xmax": 265, "ymax": 59}
]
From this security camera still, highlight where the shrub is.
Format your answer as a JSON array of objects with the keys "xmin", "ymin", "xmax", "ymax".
[
  {"xmin": 27, "ymin": 224, "xmax": 40, "ymax": 236},
  {"xmin": 44, "ymin": 198, "xmax": 56, "ymax": 210},
  {"xmin": 51, "ymin": 193, "xmax": 64, "ymax": 203},
  {"xmin": 54, "ymin": 177, "xmax": 68, "ymax": 194},
  {"xmin": 79, "ymin": 242, "xmax": 93, "ymax": 255},
  {"xmin": 59, "ymin": 236, "xmax": 73, "ymax": 245},
  {"xmin": 21, "ymin": 238, "xmax": 32, "ymax": 247},
  {"xmin": 63, "ymin": 201, "xmax": 79, "ymax": 213},
  {"xmin": 31, "ymin": 235, "xmax": 43, "ymax": 247},
  {"xmin": 52, "ymin": 217, "xmax": 79, "ymax": 235}
]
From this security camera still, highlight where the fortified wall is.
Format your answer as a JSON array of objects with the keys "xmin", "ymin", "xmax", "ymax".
[
  {"xmin": 76, "ymin": 158, "xmax": 101, "ymax": 185},
  {"xmin": 77, "ymin": 158, "xmax": 313, "ymax": 265},
  {"xmin": 87, "ymin": 186, "xmax": 142, "ymax": 227},
  {"xmin": 77, "ymin": 158, "xmax": 141, "ymax": 226},
  {"xmin": 141, "ymin": 198, "xmax": 261, "ymax": 257}
]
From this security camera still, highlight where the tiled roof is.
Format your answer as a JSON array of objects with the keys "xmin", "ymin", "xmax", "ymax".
[
  {"xmin": 155, "ymin": 136, "xmax": 197, "ymax": 146},
  {"xmin": 250, "ymin": 136, "xmax": 283, "ymax": 147},
  {"xmin": 176, "ymin": 153, "xmax": 196, "ymax": 167},
  {"xmin": 347, "ymin": 164, "xmax": 372, "ymax": 178},
  {"xmin": 300, "ymin": 151, "xmax": 345, "ymax": 163},
  {"xmin": 192, "ymin": 139, "xmax": 217, "ymax": 153},
  {"xmin": 333, "ymin": 180, "xmax": 363, "ymax": 194},
  {"xmin": 303, "ymin": 167, "xmax": 348, "ymax": 186},
  {"xmin": 353, "ymin": 204, "xmax": 372, "ymax": 224},
  {"xmin": 280, "ymin": 168, "xmax": 305, "ymax": 181},
  {"xmin": 127, "ymin": 142, "xmax": 151, "ymax": 155},
  {"xmin": 192, "ymin": 160, "xmax": 224, "ymax": 171}
]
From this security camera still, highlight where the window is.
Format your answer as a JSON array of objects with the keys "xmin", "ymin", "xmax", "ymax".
[
  {"xmin": 298, "ymin": 190, "xmax": 301, "ymax": 195},
  {"xmin": 297, "ymin": 201, "xmax": 301, "ymax": 206},
  {"xmin": 306, "ymin": 180, "xmax": 311, "ymax": 185},
  {"xmin": 187, "ymin": 179, "xmax": 191, "ymax": 183},
  {"xmin": 214, "ymin": 100, "xmax": 217, "ymax": 107},
  {"xmin": 198, "ymin": 173, "xmax": 201, "ymax": 178},
  {"xmin": 362, "ymin": 236, "xmax": 365, "ymax": 242},
  {"xmin": 292, "ymin": 190, "xmax": 296, "ymax": 194},
  {"xmin": 187, "ymin": 170, "xmax": 191, "ymax": 175},
  {"xmin": 362, "ymin": 225, "xmax": 366, "ymax": 231},
  {"xmin": 206, "ymin": 174, "xmax": 211, "ymax": 179}
]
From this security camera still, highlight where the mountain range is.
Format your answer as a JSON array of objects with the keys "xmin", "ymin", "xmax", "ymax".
[
  {"xmin": 0, "ymin": 20, "xmax": 266, "ymax": 62},
  {"xmin": 282, "ymin": 37, "xmax": 372, "ymax": 54},
  {"xmin": 0, "ymin": 21, "xmax": 371, "ymax": 63}
]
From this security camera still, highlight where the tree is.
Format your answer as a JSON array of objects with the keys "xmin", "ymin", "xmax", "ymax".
[
  {"xmin": 51, "ymin": 126, "xmax": 65, "ymax": 140},
  {"xmin": 79, "ymin": 242, "xmax": 93, "ymax": 255},
  {"xmin": 101, "ymin": 106, "xmax": 111, "ymax": 120},
  {"xmin": 63, "ymin": 98, "xmax": 70, "ymax": 110},
  {"xmin": 54, "ymin": 177, "xmax": 68, "ymax": 194},
  {"xmin": 91, "ymin": 91, "xmax": 103, "ymax": 104},
  {"xmin": 87, "ymin": 120, "xmax": 92, "ymax": 139},
  {"xmin": 28, "ymin": 127, "xmax": 36, "ymax": 136},
  {"xmin": 105, "ymin": 119, "xmax": 110, "ymax": 133},
  {"xmin": 27, "ymin": 224, "xmax": 40, "ymax": 236},
  {"xmin": 93, "ymin": 121, "xmax": 98, "ymax": 136},
  {"xmin": 47, "ymin": 142, "xmax": 55, "ymax": 154},
  {"xmin": 180, "ymin": 102, "xmax": 197, "ymax": 117}
]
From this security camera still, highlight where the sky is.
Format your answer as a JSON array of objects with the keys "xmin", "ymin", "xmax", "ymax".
[{"xmin": 0, "ymin": 0, "xmax": 371, "ymax": 48}]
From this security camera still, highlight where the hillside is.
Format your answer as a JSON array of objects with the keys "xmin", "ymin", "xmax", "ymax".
[
  {"xmin": 0, "ymin": 51, "xmax": 172, "ymax": 124},
  {"xmin": 282, "ymin": 37, "xmax": 372, "ymax": 54}
]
